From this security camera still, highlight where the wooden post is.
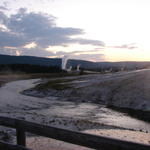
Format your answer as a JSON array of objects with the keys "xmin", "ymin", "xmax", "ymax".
[
  {"xmin": 0, "ymin": 141, "xmax": 31, "ymax": 150},
  {"xmin": 16, "ymin": 128, "xmax": 26, "ymax": 147},
  {"xmin": 0, "ymin": 116, "xmax": 150, "ymax": 150}
]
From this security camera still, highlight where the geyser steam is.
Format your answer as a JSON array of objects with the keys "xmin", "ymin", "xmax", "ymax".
[{"xmin": 62, "ymin": 56, "xmax": 68, "ymax": 70}]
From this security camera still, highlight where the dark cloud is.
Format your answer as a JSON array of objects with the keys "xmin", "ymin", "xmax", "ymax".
[
  {"xmin": 0, "ymin": 6, "xmax": 8, "ymax": 10},
  {"xmin": 70, "ymin": 38, "xmax": 105, "ymax": 46},
  {"xmin": 70, "ymin": 53, "xmax": 105, "ymax": 62},
  {"xmin": 48, "ymin": 50, "xmax": 105, "ymax": 61},
  {"xmin": 0, "ymin": 47, "xmax": 19, "ymax": 55},
  {"xmin": 110, "ymin": 43, "xmax": 137, "ymax": 49},
  {"xmin": 21, "ymin": 48, "xmax": 105, "ymax": 61},
  {"xmin": 0, "ymin": 8, "xmax": 104, "ymax": 51},
  {"xmin": 21, "ymin": 47, "xmax": 54, "ymax": 57},
  {"xmin": 0, "ymin": 31, "xmax": 29, "ymax": 47},
  {"xmin": 57, "ymin": 51, "xmax": 105, "ymax": 61},
  {"xmin": 0, "ymin": 11, "xmax": 8, "ymax": 24}
]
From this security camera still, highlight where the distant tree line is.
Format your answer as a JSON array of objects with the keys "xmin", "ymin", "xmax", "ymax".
[
  {"xmin": 0, "ymin": 64, "xmax": 62, "ymax": 73},
  {"xmin": 78, "ymin": 66, "xmax": 147, "ymax": 73}
]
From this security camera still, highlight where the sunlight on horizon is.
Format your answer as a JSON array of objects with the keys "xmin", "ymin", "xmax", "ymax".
[{"xmin": 0, "ymin": 0, "xmax": 150, "ymax": 61}]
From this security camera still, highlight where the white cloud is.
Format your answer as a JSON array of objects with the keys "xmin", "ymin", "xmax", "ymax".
[
  {"xmin": 0, "ymin": 8, "xmax": 104, "ymax": 59},
  {"xmin": 23, "ymin": 42, "xmax": 37, "ymax": 49}
]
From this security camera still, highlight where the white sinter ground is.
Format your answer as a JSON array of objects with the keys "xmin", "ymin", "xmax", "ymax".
[{"xmin": 0, "ymin": 69, "xmax": 150, "ymax": 149}]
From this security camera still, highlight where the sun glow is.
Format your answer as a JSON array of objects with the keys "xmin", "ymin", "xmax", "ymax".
[
  {"xmin": 23, "ymin": 42, "xmax": 37, "ymax": 49},
  {"xmin": 104, "ymin": 47, "xmax": 150, "ymax": 62},
  {"xmin": 1, "ymin": 0, "xmax": 150, "ymax": 61},
  {"xmin": 46, "ymin": 44, "xmax": 101, "ymax": 53}
]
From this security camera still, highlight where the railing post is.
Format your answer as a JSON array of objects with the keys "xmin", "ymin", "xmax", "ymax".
[
  {"xmin": 0, "ymin": 116, "xmax": 150, "ymax": 150},
  {"xmin": 16, "ymin": 128, "xmax": 26, "ymax": 147}
]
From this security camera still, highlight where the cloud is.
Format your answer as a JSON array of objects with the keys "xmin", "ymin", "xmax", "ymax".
[
  {"xmin": 21, "ymin": 47, "xmax": 55, "ymax": 57},
  {"xmin": 0, "ymin": 11, "xmax": 8, "ymax": 24},
  {"xmin": 47, "ymin": 49, "xmax": 105, "ymax": 62},
  {"xmin": 0, "ymin": 8, "xmax": 105, "ymax": 60},
  {"xmin": 0, "ymin": 31, "xmax": 29, "ymax": 47},
  {"xmin": 0, "ymin": 6, "xmax": 8, "ymax": 10},
  {"xmin": 0, "ymin": 8, "xmax": 104, "ymax": 50},
  {"xmin": 0, "ymin": 46, "xmax": 19, "ymax": 56},
  {"xmin": 110, "ymin": 43, "xmax": 137, "ymax": 49},
  {"xmin": 70, "ymin": 38, "xmax": 105, "ymax": 46},
  {"xmin": 71, "ymin": 53, "xmax": 105, "ymax": 62}
]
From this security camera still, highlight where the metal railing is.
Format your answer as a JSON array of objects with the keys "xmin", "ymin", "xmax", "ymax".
[{"xmin": 0, "ymin": 116, "xmax": 150, "ymax": 150}]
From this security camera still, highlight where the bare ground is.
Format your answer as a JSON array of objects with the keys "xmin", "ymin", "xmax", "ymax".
[
  {"xmin": 0, "ymin": 70, "xmax": 150, "ymax": 149},
  {"xmin": 23, "ymin": 69, "xmax": 150, "ymax": 111}
]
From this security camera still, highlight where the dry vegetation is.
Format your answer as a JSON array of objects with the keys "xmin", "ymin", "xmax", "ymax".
[
  {"xmin": 24, "ymin": 69, "xmax": 150, "ymax": 113},
  {"xmin": 35, "ymin": 79, "xmax": 73, "ymax": 91},
  {"xmin": 0, "ymin": 72, "xmax": 81, "ymax": 87}
]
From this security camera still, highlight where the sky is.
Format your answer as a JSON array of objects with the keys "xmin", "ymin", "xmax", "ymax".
[{"xmin": 0, "ymin": 0, "xmax": 150, "ymax": 62}]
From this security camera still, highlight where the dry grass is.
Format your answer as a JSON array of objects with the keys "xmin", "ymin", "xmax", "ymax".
[
  {"xmin": 35, "ymin": 79, "xmax": 75, "ymax": 90},
  {"xmin": 0, "ymin": 72, "xmax": 79, "ymax": 88}
]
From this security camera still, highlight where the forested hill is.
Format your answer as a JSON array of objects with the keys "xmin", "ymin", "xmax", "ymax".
[
  {"xmin": 67, "ymin": 59, "xmax": 150, "ymax": 70},
  {"xmin": 0, "ymin": 54, "xmax": 150, "ymax": 71},
  {"xmin": 0, "ymin": 54, "xmax": 61, "ymax": 67}
]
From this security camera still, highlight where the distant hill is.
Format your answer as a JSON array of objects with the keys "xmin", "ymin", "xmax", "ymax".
[
  {"xmin": 0, "ymin": 54, "xmax": 61, "ymax": 67},
  {"xmin": 67, "ymin": 59, "xmax": 150, "ymax": 70},
  {"xmin": 67, "ymin": 59, "xmax": 98, "ymax": 69},
  {"xmin": 0, "ymin": 54, "xmax": 150, "ymax": 71}
]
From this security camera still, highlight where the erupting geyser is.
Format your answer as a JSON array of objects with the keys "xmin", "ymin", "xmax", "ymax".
[
  {"xmin": 62, "ymin": 56, "xmax": 68, "ymax": 70},
  {"xmin": 77, "ymin": 64, "xmax": 80, "ymax": 71},
  {"xmin": 62, "ymin": 56, "xmax": 81, "ymax": 73}
]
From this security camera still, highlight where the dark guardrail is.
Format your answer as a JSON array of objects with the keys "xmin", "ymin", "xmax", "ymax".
[{"xmin": 0, "ymin": 116, "xmax": 150, "ymax": 150}]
